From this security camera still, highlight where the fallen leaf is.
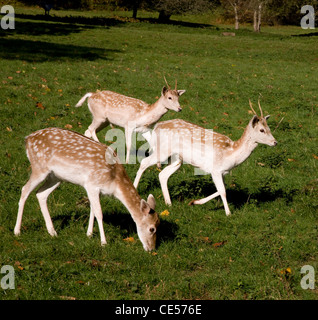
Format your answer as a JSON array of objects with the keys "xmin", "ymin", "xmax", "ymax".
[
  {"xmin": 36, "ymin": 102, "xmax": 45, "ymax": 110},
  {"xmin": 6, "ymin": 127, "xmax": 12, "ymax": 132},
  {"xmin": 313, "ymin": 154, "xmax": 318, "ymax": 160},
  {"xmin": 64, "ymin": 124, "xmax": 73, "ymax": 129},
  {"xmin": 123, "ymin": 237, "xmax": 135, "ymax": 243},
  {"xmin": 59, "ymin": 296, "xmax": 76, "ymax": 300},
  {"xmin": 287, "ymin": 158, "xmax": 295, "ymax": 162},
  {"xmin": 200, "ymin": 236, "xmax": 211, "ymax": 243},
  {"xmin": 212, "ymin": 240, "xmax": 227, "ymax": 248},
  {"xmin": 160, "ymin": 210, "xmax": 170, "ymax": 216}
]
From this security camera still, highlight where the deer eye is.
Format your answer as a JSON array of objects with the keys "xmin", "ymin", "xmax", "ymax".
[
  {"xmin": 168, "ymin": 97, "xmax": 172, "ymax": 100},
  {"xmin": 149, "ymin": 227, "xmax": 156, "ymax": 233},
  {"xmin": 260, "ymin": 129, "xmax": 265, "ymax": 133}
]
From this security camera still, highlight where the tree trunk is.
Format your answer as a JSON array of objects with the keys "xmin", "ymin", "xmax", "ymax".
[
  {"xmin": 132, "ymin": 0, "xmax": 139, "ymax": 19},
  {"xmin": 234, "ymin": 3, "xmax": 239, "ymax": 30},
  {"xmin": 158, "ymin": 10, "xmax": 172, "ymax": 22},
  {"xmin": 253, "ymin": 10, "xmax": 257, "ymax": 31},
  {"xmin": 253, "ymin": 3, "xmax": 262, "ymax": 32},
  {"xmin": 257, "ymin": 3, "xmax": 262, "ymax": 32}
]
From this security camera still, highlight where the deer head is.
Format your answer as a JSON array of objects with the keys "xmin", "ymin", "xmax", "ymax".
[
  {"xmin": 135, "ymin": 194, "xmax": 159, "ymax": 251},
  {"xmin": 161, "ymin": 77, "xmax": 186, "ymax": 112},
  {"xmin": 249, "ymin": 99, "xmax": 277, "ymax": 147}
]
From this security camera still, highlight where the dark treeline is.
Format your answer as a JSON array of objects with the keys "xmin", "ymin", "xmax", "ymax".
[{"xmin": 15, "ymin": 0, "xmax": 318, "ymax": 26}]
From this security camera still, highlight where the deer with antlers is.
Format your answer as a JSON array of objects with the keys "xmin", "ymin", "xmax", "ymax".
[
  {"xmin": 133, "ymin": 100, "xmax": 277, "ymax": 216},
  {"xmin": 14, "ymin": 127, "xmax": 160, "ymax": 251},
  {"xmin": 75, "ymin": 79, "xmax": 186, "ymax": 163}
]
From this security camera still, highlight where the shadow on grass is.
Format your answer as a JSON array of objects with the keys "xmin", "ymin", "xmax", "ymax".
[
  {"xmin": 12, "ymin": 12, "xmax": 215, "ymax": 29},
  {"xmin": 0, "ymin": 14, "xmax": 121, "ymax": 62},
  {"xmin": 0, "ymin": 37, "xmax": 118, "ymax": 62},
  {"xmin": 291, "ymin": 31, "xmax": 318, "ymax": 37},
  {"xmin": 14, "ymin": 13, "xmax": 127, "ymax": 28},
  {"xmin": 0, "ymin": 19, "xmax": 93, "ymax": 37},
  {"xmin": 169, "ymin": 176, "xmax": 297, "ymax": 209},
  {"xmin": 102, "ymin": 211, "xmax": 179, "ymax": 246},
  {"xmin": 52, "ymin": 208, "xmax": 178, "ymax": 247}
]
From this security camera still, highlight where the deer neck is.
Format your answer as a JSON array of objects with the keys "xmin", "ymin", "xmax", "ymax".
[
  {"xmin": 113, "ymin": 166, "xmax": 143, "ymax": 224},
  {"xmin": 231, "ymin": 126, "xmax": 258, "ymax": 166},
  {"xmin": 139, "ymin": 98, "xmax": 168, "ymax": 127}
]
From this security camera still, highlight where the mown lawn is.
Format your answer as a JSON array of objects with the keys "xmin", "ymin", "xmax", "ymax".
[{"xmin": 0, "ymin": 7, "xmax": 317, "ymax": 300}]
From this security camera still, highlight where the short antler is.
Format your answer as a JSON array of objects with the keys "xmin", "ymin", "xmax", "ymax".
[
  {"xmin": 249, "ymin": 99, "xmax": 257, "ymax": 116},
  {"xmin": 258, "ymin": 99, "xmax": 263, "ymax": 118},
  {"xmin": 164, "ymin": 76, "xmax": 170, "ymax": 89},
  {"xmin": 175, "ymin": 79, "xmax": 177, "ymax": 90}
]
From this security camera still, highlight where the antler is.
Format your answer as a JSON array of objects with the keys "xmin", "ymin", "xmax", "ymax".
[
  {"xmin": 249, "ymin": 99, "xmax": 257, "ymax": 116},
  {"xmin": 163, "ymin": 76, "xmax": 170, "ymax": 89},
  {"xmin": 258, "ymin": 99, "xmax": 263, "ymax": 118},
  {"xmin": 175, "ymin": 79, "xmax": 177, "ymax": 90}
]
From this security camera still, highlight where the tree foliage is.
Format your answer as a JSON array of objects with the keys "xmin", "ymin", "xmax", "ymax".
[
  {"xmin": 15, "ymin": 0, "xmax": 318, "ymax": 26},
  {"xmin": 220, "ymin": 0, "xmax": 318, "ymax": 26}
]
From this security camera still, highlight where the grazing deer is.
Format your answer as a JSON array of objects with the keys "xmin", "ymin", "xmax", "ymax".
[
  {"xmin": 14, "ymin": 128, "xmax": 159, "ymax": 251},
  {"xmin": 75, "ymin": 79, "xmax": 186, "ymax": 163},
  {"xmin": 133, "ymin": 100, "xmax": 277, "ymax": 216}
]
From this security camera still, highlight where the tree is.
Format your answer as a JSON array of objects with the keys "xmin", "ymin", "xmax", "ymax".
[
  {"xmin": 149, "ymin": 0, "xmax": 216, "ymax": 22},
  {"xmin": 220, "ymin": 0, "xmax": 252, "ymax": 30},
  {"xmin": 250, "ymin": 0, "xmax": 264, "ymax": 32},
  {"xmin": 220, "ymin": 0, "xmax": 264, "ymax": 31}
]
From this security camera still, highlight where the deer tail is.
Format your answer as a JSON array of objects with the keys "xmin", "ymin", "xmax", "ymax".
[{"xmin": 75, "ymin": 93, "xmax": 93, "ymax": 107}]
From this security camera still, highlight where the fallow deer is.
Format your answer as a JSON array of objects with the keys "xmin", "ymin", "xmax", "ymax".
[
  {"xmin": 14, "ymin": 128, "xmax": 160, "ymax": 251},
  {"xmin": 133, "ymin": 100, "xmax": 277, "ymax": 216},
  {"xmin": 75, "ymin": 80, "xmax": 186, "ymax": 163}
]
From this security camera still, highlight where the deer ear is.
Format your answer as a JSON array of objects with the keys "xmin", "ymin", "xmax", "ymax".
[
  {"xmin": 265, "ymin": 115, "xmax": 270, "ymax": 121},
  {"xmin": 177, "ymin": 90, "xmax": 186, "ymax": 96},
  {"xmin": 161, "ymin": 86, "xmax": 168, "ymax": 96},
  {"xmin": 251, "ymin": 115, "xmax": 259, "ymax": 128},
  {"xmin": 147, "ymin": 194, "xmax": 156, "ymax": 211},
  {"xmin": 140, "ymin": 199, "xmax": 150, "ymax": 215}
]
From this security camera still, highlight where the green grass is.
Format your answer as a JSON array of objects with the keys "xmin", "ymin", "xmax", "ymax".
[{"xmin": 0, "ymin": 7, "xmax": 317, "ymax": 300}]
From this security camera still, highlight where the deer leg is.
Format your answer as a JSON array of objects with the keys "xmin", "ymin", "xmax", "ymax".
[
  {"xmin": 189, "ymin": 192, "xmax": 220, "ymax": 206},
  {"xmin": 14, "ymin": 170, "xmax": 49, "ymax": 236},
  {"xmin": 85, "ymin": 118, "xmax": 108, "ymax": 142},
  {"xmin": 86, "ymin": 205, "xmax": 95, "ymax": 238},
  {"xmin": 36, "ymin": 173, "xmax": 61, "ymax": 237},
  {"xmin": 125, "ymin": 126, "xmax": 135, "ymax": 164},
  {"xmin": 189, "ymin": 173, "xmax": 231, "ymax": 216},
  {"xmin": 212, "ymin": 172, "xmax": 231, "ymax": 216},
  {"xmin": 86, "ymin": 188, "xmax": 106, "ymax": 245},
  {"xmin": 133, "ymin": 152, "xmax": 159, "ymax": 188},
  {"xmin": 159, "ymin": 157, "xmax": 182, "ymax": 206}
]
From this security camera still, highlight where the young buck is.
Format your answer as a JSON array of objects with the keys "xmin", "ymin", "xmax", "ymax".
[
  {"xmin": 75, "ymin": 80, "xmax": 186, "ymax": 163},
  {"xmin": 133, "ymin": 100, "xmax": 277, "ymax": 216},
  {"xmin": 14, "ymin": 128, "xmax": 160, "ymax": 251}
]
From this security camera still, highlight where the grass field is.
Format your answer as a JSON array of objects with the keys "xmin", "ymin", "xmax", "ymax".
[{"xmin": 0, "ymin": 6, "xmax": 317, "ymax": 300}]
